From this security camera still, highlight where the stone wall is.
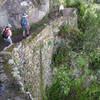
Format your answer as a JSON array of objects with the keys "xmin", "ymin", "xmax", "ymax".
[
  {"xmin": 0, "ymin": 8, "xmax": 77, "ymax": 100},
  {"xmin": 0, "ymin": 51, "xmax": 29, "ymax": 100},
  {"xmin": 12, "ymin": 24, "xmax": 54, "ymax": 99}
]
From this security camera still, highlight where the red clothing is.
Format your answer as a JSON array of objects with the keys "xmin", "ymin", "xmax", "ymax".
[{"xmin": 5, "ymin": 28, "xmax": 12, "ymax": 37}]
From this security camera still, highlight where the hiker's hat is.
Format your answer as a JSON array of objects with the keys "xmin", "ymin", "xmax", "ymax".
[{"xmin": 22, "ymin": 13, "xmax": 28, "ymax": 17}]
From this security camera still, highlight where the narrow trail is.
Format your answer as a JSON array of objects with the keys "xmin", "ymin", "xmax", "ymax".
[
  {"xmin": 0, "ymin": 11, "xmax": 60, "ymax": 52},
  {"xmin": 0, "ymin": 33, "xmax": 23, "ymax": 51},
  {"xmin": 0, "ymin": 10, "xmax": 60, "ymax": 99}
]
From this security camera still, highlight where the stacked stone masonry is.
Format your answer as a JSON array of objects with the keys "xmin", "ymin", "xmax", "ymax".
[{"xmin": 0, "ymin": 8, "xmax": 77, "ymax": 100}]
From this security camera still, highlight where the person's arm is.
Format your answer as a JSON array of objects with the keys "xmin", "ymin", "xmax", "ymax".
[{"xmin": 8, "ymin": 29, "xmax": 12, "ymax": 36}]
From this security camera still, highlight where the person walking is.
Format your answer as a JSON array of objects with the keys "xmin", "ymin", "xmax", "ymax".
[
  {"xmin": 2, "ymin": 26, "xmax": 12, "ymax": 45},
  {"xmin": 59, "ymin": 3, "xmax": 64, "ymax": 16},
  {"xmin": 21, "ymin": 13, "xmax": 29, "ymax": 38}
]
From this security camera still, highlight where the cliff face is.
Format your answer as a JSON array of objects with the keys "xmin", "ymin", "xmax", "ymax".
[
  {"xmin": 0, "ymin": 8, "xmax": 77, "ymax": 100},
  {"xmin": 0, "ymin": 0, "xmax": 49, "ymax": 28},
  {"xmin": 12, "ymin": 24, "xmax": 54, "ymax": 99}
]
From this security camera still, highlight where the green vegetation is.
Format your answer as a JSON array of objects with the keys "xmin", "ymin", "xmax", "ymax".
[
  {"xmin": 1, "ymin": 0, "xmax": 100, "ymax": 99},
  {"xmin": 59, "ymin": 24, "xmax": 83, "ymax": 51},
  {"xmin": 46, "ymin": 1, "xmax": 100, "ymax": 100},
  {"xmin": 89, "ymin": 48, "xmax": 100, "ymax": 71},
  {"xmin": 46, "ymin": 65, "xmax": 100, "ymax": 100},
  {"xmin": 36, "ymin": 0, "xmax": 41, "ymax": 4},
  {"xmin": 30, "ymin": 15, "xmax": 48, "ymax": 33},
  {"xmin": 13, "ymin": 15, "xmax": 48, "ymax": 37}
]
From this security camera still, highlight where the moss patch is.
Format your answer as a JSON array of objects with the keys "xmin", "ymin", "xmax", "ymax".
[
  {"xmin": 2, "ymin": 54, "xmax": 14, "ymax": 79},
  {"xmin": 6, "ymin": 44, "xmax": 16, "ymax": 52}
]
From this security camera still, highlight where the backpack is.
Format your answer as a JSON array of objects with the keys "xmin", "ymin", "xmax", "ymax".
[
  {"xmin": 21, "ymin": 17, "xmax": 27, "ymax": 27},
  {"xmin": 2, "ymin": 29, "xmax": 9, "ymax": 39}
]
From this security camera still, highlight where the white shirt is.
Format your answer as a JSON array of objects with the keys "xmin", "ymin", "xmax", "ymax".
[
  {"xmin": 6, "ymin": 28, "xmax": 12, "ymax": 36},
  {"xmin": 59, "ymin": 4, "xmax": 64, "ymax": 11}
]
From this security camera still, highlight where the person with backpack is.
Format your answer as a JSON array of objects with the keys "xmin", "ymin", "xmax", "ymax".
[
  {"xmin": 2, "ymin": 26, "xmax": 12, "ymax": 45},
  {"xmin": 21, "ymin": 14, "xmax": 29, "ymax": 38}
]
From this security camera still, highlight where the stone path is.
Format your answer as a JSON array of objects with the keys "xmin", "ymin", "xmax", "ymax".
[
  {"xmin": 0, "ymin": 32, "xmax": 23, "ymax": 51},
  {"xmin": 0, "ymin": 10, "xmax": 61, "ymax": 51},
  {"xmin": 0, "ymin": 26, "xmax": 39, "ymax": 51}
]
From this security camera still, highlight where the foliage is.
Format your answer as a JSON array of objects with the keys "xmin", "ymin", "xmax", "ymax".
[
  {"xmin": 76, "ymin": 1, "xmax": 100, "ymax": 34},
  {"xmin": 47, "ymin": 1, "xmax": 100, "ymax": 100},
  {"xmin": 73, "ymin": 0, "xmax": 86, "ymax": 31},
  {"xmin": 76, "ymin": 54, "xmax": 87, "ymax": 68},
  {"xmin": 65, "ymin": 0, "xmax": 79, "ymax": 7},
  {"xmin": 12, "ymin": 28, "xmax": 22, "ymax": 36},
  {"xmin": 46, "ymin": 66, "xmax": 100, "ymax": 100},
  {"xmin": 61, "ymin": 0, "xmax": 86, "ymax": 7},
  {"xmin": 59, "ymin": 23, "xmax": 83, "ymax": 51},
  {"xmin": 30, "ymin": 15, "xmax": 48, "ymax": 32},
  {"xmin": 52, "ymin": 44, "xmax": 71, "ymax": 68},
  {"xmin": 36, "ymin": 0, "xmax": 41, "ymax": 5},
  {"xmin": 59, "ymin": 3, "xmax": 100, "ymax": 53},
  {"xmin": 46, "ymin": 66, "xmax": 71, "ymax": 100},
  {"xmin": 82, "ymin": 12, "xmax": 100, "ymax": 52},
  {"xmin": 89, "ymin": 48, "xmax": 100, "ymax": 70},
  {"xmin": 58, "ymin": 22, "xmax": 70, "ymax": 38}
]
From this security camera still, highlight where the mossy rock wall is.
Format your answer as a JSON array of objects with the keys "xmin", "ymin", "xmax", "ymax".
[
  {"xmin": 0, "ymin": 0, "xmax": 49, "ymax": 28},
  {"xmin": 12, "ymin": 25, "xmax": 54, "ymax": 99},
  {"xmin": 0, "ymin": 8, "xmax": 77, "ymax": 99}
]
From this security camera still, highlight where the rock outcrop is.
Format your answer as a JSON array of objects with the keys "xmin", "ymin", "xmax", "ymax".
[
  {"xmin": 0, "ymin": 8, "xmax": 77, "ymax": 100},
  {"xmin": 0, "ymin": 0, "xmax": 49, "ymax": 28},
  {"xmin": 0, "ymin": 52, "xmax": 28, "ymax": 100}
]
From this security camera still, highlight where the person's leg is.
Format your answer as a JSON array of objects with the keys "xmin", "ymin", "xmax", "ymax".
[
  {"xmin": 23, "ymin": 30, "xmax": 25, "ymax": 38},
  {"xmin": 22, "ymin": 26, "xmax": 26, "ymax": 38},
  {"xmin": 60, "ymin": 10, "xmax": 63, "ymax": 16},
  {"xmin": 26, "ymin": 26, "xmax": 29, "ymax": 36},
  {"xmin": 7, "ymin": 36, "xmax": 12, "ymax": 44}
]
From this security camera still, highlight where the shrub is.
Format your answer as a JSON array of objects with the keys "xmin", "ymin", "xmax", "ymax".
[
  {"xmin": 46, "ymin": 65, "xmax": 100, "ymax": 100},
  {"xmin": 59, "ymin": 23, "xmax": 83, "ymax": 51},
  {"xmin": 83, "ymin": 12, "xmax": 100, "ymax": 53},
  {"xmin": 89, "ymin": 48, "xmax": 100, "ymax": 70},
  {"xmin": 64, "ymin": 0, "xmax": 84, "ymax": 7},
  {"xmin": 48, "ymin": 1, "xmax": 100, "ymax": 100},
  {"xmin": 52, "ymin": 44, "xmax": 71, "ymax": 68}
]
